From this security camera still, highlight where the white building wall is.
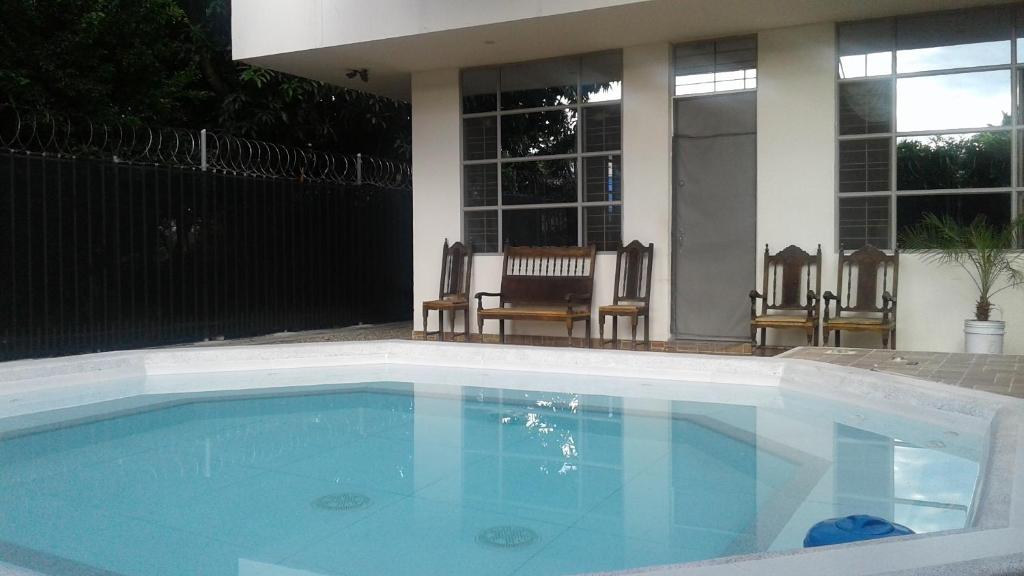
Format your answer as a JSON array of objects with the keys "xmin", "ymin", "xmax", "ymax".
[
  {"xmin": 412, "ymin": 44, "xmax": 673, "ymax": 341},
  {"xmin": 756, "ymin": 24, "xmax": 1024, "ymax": 354}
]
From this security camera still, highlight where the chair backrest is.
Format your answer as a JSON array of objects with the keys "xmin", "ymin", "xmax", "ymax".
[
  {"xmin": 834, "ymin": 244, "xmax": 899, "ymax": 315},
  {"xmin": 438, "ymin": 239, "xmax": 473, "ymax": 300},
  {"xmin": 499, "ymin": 245, "xmax": 597, "ymax": 306},
  {"xmin": 613, "ymin": 240, "xmax": 654, "ymax": 306},
  {"xmin": 760, "ymin": 244, "xmax": 822, "ymax": 315}
]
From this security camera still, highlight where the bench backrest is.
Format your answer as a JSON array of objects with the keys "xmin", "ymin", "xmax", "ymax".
[{"xmin": 500, "ymin": 245, "xmax": 597, "ymax": 307}]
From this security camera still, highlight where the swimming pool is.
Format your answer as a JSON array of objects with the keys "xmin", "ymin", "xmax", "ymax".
[{"xmin": 0, "ymin": 341, "xmax": 1021, "ymax": 576}]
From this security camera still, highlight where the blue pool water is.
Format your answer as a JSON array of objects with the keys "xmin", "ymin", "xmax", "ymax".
[{"xmin": 0, "ymin": 381, "xmax": 981, "ymax": 576}]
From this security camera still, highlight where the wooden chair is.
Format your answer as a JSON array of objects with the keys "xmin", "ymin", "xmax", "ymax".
[
  {"xmin": 823, "ymin": 245, "xmax": 899, "ymax": 349},
  {"xmin": 475, "ymin": 245, "xmax": 596, "ymax": 347},
  {"xmin": 598, "ymin": 240, "xmax": 654, "ymax": 350},
  {"xmin": 749, "ymin": 244, "xmax": 822, "ymax": 348},
  {"xmin": 422, "ymin": 239, "xmax": 473, "ymax": 341}
]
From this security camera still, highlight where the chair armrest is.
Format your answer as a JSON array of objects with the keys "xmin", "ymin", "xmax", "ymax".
[
  {"xmin": 749, "ymin": 290, "xmax": 763, "ymax": 320},
  {"xmin": 564, "ymin": 293, "xmax": 591, "ymax": 313},
  {"xmin": 882, "ymin": 291, "xmax": 896, "ymax": 323},
  {"xmin": 474, "ymin": 291, "xmax": 502, "ymax": 309},
  {"xmin": 805, "ymin": 290, "xmax": 819, "ymax": 319}
]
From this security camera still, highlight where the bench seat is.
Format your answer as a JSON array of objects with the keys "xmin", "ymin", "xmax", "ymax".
[{"xmin": 478, "ymin": 306, "xmax": 591, "ymax": 320}]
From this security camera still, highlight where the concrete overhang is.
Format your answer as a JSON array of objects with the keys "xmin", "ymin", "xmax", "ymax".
[{"xmin": 233, "ymin": 0, "xmax": 1018, "ymax": 100}]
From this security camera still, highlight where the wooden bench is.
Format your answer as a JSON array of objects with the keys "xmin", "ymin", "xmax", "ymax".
[{"xmin": 475, "ymin": 245, "xmax": 596, "ymax": 347}]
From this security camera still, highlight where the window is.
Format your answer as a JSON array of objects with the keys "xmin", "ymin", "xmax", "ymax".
[
  {"xmin": 674, "ymin": 37, "xmax": 757, "ymax": 96},
  {"xmin": 837, "ymin": 6, "xmax": 1020, "ymax": 250},
  {"xmin": 461, "ymin": 52, "xmax": 623, "ymax": 252}
]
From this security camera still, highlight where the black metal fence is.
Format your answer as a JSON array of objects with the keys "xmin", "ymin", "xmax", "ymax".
[{"xmin": 0, "ymin": 108, "xmax": 412, "ymax": 360}]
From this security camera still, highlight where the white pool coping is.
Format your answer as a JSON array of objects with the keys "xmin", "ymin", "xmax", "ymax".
[{"xmin": 0, "ymin": 340, "xmax": 1021, "ymax": 576}]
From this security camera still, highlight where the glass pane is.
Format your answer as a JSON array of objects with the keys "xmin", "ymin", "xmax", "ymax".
[
  {"xmin": 585, "ymin": 205, "xmax": 622, "ymax": 251},
  {"xmin": 897, "ymin": 132, "xmax": 1010, "ymax": 190},
  {"xmin": 463, "ymin": 116, "xmax": 497, "ymax": 161},
  {"xmin": 503, "ymin": 207, "xmax": 578, "ymax": 247},
  {"xmin": 581, "ymin": 52, "xmax": 622, "ymax": 103},
  {"xmin": 463, "ymin": 164, "xmax": 497, "ymax": 207},
  {"xmin": 674, "ymin": 40, "xmax": 716, "ymax": 77},
  {"xmin": 584, "ymin": 155, "xmax": 622, "ymax": 202},
  {"xmin": 839, "ymin": 80, "xmax": 892, "ymax": 135},
  {"xmin": 582, "ymin": 104, "xmax": 621, "ymax": 152},
  {"xmin": 500, "ymin": 58, "xmax": 577, "ymax": 110},
  {"xmin": 462, "ymin": 68, "xmax": 497, "ymax": 113},
  {"xmin": 715, "ymin": 36, "xmax": 757, "ymax": 72},
  {"xmin": 675, "ymin": 37, "xmax": 756, "ymax": 95},
  {"xmin": 465, "ymin": 210, "xmax": 499, "ymax": 253},
  {"xmin": 839, "ymin": 196, "xmax": 891, "ymax": 250},
  {"xmin": 502, "ymin": 160, "xmax": 577, "ymax": 206},
  {"xmin": 896, "ymin": 7, "xmax": 1011, "ymax": 73},
  {"xmin": 896, "ymin": 71, "xmax": 1010, "ymax": 132},
  {"xmin": 839, "ymin": 139, "xmax": 890, "ymax": 193},
  {"xmin": 501, "ymin": 109, "xmax": 577, "ymax": 158},
  {"xmin": 897, "ymin": 193, "xmax": 1011, "ymax": 244},
  {"xmin": 838, "ymin": 19, "xmax": 894, "ymax": 79}
]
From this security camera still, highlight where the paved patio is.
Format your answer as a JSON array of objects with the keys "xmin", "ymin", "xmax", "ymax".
[{"xmin": 185, "ymin": 322, "xmax": 1024, "ymax": 400}]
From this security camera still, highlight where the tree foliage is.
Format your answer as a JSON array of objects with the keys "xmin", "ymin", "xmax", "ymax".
[{"xmin": 0, "ymin": 0, "xmax": 410, "ymax": 157}]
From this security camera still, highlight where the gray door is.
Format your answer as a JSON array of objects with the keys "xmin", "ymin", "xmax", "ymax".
[{"xmin": 673, "ymin": 92, "xmax": 756, "ymax": 340}]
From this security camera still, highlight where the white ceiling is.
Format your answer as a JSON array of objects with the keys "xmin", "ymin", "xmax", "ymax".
[{"xmin": 237, "ymin": 0, "xmax": 1019, "ymax": 100}]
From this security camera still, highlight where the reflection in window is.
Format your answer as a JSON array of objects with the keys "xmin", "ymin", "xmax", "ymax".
[
  {"xmin": 502, "ymin": 160, "xmax": 577, "ymax": 206},
  {"xmin": 897, "ymin": 133, "xmax": 1011, "ymax": 190},
  {"xmin": 501, "ymin": 109, "xmax": 577, "ymax": 158},
  {"xmin": 837, "ymin": 6, "xmax": 1019, "ymax": 247},
  {"xmin": 585, "ymin": 205, "xmax": 622, "ymax": 251},
  {"xmin": 896, "ymin": 71, "xmax": 1011, "ymax": 132},
  {"xmin": 503, "ymin": 208, "xmax": 578, "ymax": 247},
  {"xmin": 462, "ymin": 53, "xmax": 622, "ymax": 252},
  {"xmin": 897, "ymin": 193, "xmax": 1011, "ymax": 243},
  {"xmin": 674, "ymin": 37, "xmax": 757, "ymax": 96}
]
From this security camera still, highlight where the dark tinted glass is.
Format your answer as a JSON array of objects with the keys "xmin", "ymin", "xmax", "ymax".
[
  {"xmin": 584, "ymin": 155, "xmax": 622, "ymax": 202},
  {"xmin": 838, "ymin": 80, "xmax": 892, "ymax": 135},
  {"xmin": 462, "ymin": 68, "xmax": 497, "ymax": 113},
  {"xmin": 463, "ymin": 117, "xmax": 497, "ymax": 161},
  {"xmin": 464, "ymin": 164, "xmax": 497, "ymax": 207},
  {"xmin": 503, "ymin": 208, "xmax": 578, "ymax": 247},
  {"xmin": 897, "ymin": 193, "xmax": 1011, "ymax": 244},
  {"xmin": 581, "ymin": 52, "xmax": 622, "ymax": 103},
  {"xmin": 500, "ymin": 58, "xmax": 577, "ymax": 110},
  {"xmin": 897, "ymin": 132, "xmax": 1010, "ymax": 190},
  {"xmin": 839, "ymin": 196, "xmax": 891, "ymax": 250},
  {"xmin": 501, "ymin": 110, "xmax": 577, "ymax": 158},
  {"xmin": 896, "ymin": 7, "xmax": 1011, "ymax": 73},
  {"xmin": 838, "ymin": 19, "xmax": 893, "ymax": 78},
  {"xmin": 465, "ymin": 210, "xmax": 499, "ymax": 253},
  {"xmin": 839, "ymin": 139, "xmax": 890, "ymax": 193},
  {"xmin": 582, "ymin": 104, "xmax": 621, "ymax": 152},
  {"xmin": 584, "ymin": 205, "xmax": 622, "ymax": 251},
  {"xmin": 502, "ymin": 160, "xmax": 577, "ymax": 206}
]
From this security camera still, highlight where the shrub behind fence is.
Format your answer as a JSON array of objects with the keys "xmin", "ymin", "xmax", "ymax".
[{"xmin": 0, "ymin": 108, "xmax": 412, "ymax": 360}]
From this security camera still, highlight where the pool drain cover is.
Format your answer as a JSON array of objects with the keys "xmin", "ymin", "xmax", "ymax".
[
  {"xmin": 476, "ymin": 525, "xmax": 538, "ymax": 549},
  {"xmin": 312, "ymin": 493, "xmax": 371, "ymax": 511}
]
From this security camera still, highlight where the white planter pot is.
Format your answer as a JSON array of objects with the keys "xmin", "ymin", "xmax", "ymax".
[{"xmin": 964, "ymin": 320, "xmax": 1006, "ymax": 354}]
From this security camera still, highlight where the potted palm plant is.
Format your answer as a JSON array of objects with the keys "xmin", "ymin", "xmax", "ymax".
[{"xmin": 900, "ymin": 214, "xmax": 1024, "ymax": 354}]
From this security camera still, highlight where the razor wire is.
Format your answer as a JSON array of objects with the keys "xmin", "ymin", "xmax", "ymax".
[{"xmin": 0, "ymin": 104, "xmax": 411, "ymax": 189}]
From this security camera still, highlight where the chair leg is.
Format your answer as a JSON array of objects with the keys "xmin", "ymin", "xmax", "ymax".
[
  {"xmin": 585, "ymin": 318, "xmax": 592, "ymax": 348},
  {"xmin": 881, "ymin": 330, "xmax": 890, "ymax": 350},
  {"xmin": 499, "ymin": 320, "xmax": 505, "ymax": 344},
  {"xmin": 823, "ymin": 326, "xmax": 830, "ymax": 346},
  {"xmin": 422, "ymin": 307, "xmax": 429, "ymax": 341},
  {"xmin": 438, "ymin": 310, "xmax": 444, "ymax": 342},
  {"xmin": 599, "ymin": 314, "xmax": 606, "ymax": 348},
  {"xmin": 759, "ymin": 328, "xmax": 766, "ymax": 348},
  {"xmin": 448, "ymin": 310, "xmax": 455, "ymax": 342},
  {"xmin": 566, "ymin": 318, "xmax": 575, "ymax": 347},
  {"xmin": 750, "ymin": 324, "xmax": 757, "ymax": 349},
  {"xmin": 891, "ymin": 329, "xmax": 897, "ymax": 350},
  {"xmin": 643, "ymin": 315, "xmax": 650, "ymax": 351},
  {"xmin": 612, "ymin": 318, "xmax": 618, "ymax": 349},
  {"xmin": 477, "ymin": 314, "xmax": 484, "ymax": 342},
  {"xmin": 835, "ymin": 330, "xmax": 841, "ymax": 347},
  {"xmin": 806, "ymin": 328, "xmax": 813, "ymax": 346},
  {"xmin": 463, "ymin": 308, "xmax": 470, "ymax": 342},
  {"xmin": 630, "ymin": 316, "xmax": 638, "ymax": 351}
]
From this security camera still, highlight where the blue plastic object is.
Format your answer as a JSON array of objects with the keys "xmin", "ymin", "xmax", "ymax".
[{"xmin": 804, "ymin": 515, "xmax": 914, "ymax": 548}]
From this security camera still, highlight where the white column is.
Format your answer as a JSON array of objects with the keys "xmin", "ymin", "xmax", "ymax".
[
  {"xmin": 412, "ymin": 69, "xmax": 462, "ymax": 335},
  {"xmin": 622, "ymin": 43, "xmax": 673, "ymax": 341}
]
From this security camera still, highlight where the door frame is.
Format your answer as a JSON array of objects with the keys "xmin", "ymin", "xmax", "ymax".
[{"xmin": 670, "ymin": 90, "xmax": 757, "ymax": 341}]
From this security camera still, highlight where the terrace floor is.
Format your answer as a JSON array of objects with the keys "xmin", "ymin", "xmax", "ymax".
[{"xmin": 186, "ymin": 321, "xmax": 1024, "ymax": 400}]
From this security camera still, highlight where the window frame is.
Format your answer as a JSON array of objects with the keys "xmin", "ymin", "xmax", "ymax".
[
  {"xmin": 835, "ymin": 8, "xmax": 1022, "ymax": 251},
  {"xmin": 460, "ymin": 51, "xmax": 624, "ymax": 254}
]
